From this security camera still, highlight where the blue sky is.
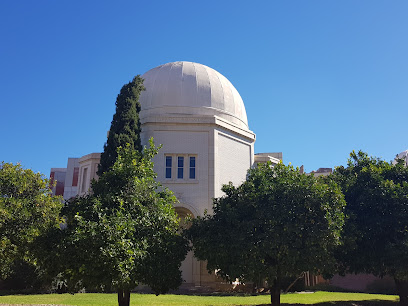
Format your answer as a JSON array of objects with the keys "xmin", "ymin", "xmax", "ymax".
[{"xmin": 1, "ymin": 1, "xmax": 407, "ymax": 176}]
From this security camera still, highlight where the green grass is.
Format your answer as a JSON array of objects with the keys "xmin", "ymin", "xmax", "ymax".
[{"xmin": 0, "ymin": 291, "xmax": 399, "ymax": 305}]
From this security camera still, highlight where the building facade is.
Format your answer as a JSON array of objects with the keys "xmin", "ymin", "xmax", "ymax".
[
  {"xmin": 51, "ymin": 61, "xmax": 282, "ymax": 287},
  {"xmin": 51, "ymin": 62, "xmax": 408, "ymax": 292}
]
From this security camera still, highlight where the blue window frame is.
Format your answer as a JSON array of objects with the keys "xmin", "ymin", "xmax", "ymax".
[
  {"xmin": 177, "ymin": 156, "xmax": 184, "ymax": 179},
  {"xmin": 165, "ymin": 156, "xmax": 172, "ymax": 179},
  {"xmin": 189, "ymin": 156, "xmax": 196, "ymax": 179}
]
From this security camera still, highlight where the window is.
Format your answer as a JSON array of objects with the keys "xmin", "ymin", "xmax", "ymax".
[
  {"xmin": 165, "ymin": 156, "xmax": 172, "ymax": 179},
  {"xmin": 177, "ymin": 156, "xmax": 184, "ymax": 179},
  {"xmin": 72, "ymin": 167, "xmax": 79, "ymax": 187},
  {"xmin": 189, "ymin": 156, "xmax": 196, "ymax": 179},
  {"xmin": 164, "ymin": 154, "xmax": 197, "ymax": 182}
]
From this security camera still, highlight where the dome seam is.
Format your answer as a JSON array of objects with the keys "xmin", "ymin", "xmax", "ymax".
[
  {"xmin": 213, "ymin": 66, "xmax": 225, "ymax": 111},
  {"xmin": 205, "ymin": 65, "xmax": 213, "ymax": 108},
  {"xmin": 150, "ymin": 64, "xmax": 164, "ymax": 108},
  {"xmin": 191, "ymin": 62, "xmax": 197, "ymax": 108},
  {"xmin": 180, "ymin": 62, "xmax": 184, "ymax": 107},
  {"xmin": 163, "ymin": 63, "xmax": 173, "ymax": 107}
]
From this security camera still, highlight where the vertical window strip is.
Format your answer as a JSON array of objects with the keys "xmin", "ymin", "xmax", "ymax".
[
  {"xmin": 81, "ymin": 168, "xmax": 88, "ymax": 193},
  {"xmin": 165, "ymin": 156, "xmax": 172, "ymax": 179},
  {"xmin": 189, "ymin": 156, "xmax": 196, "ymax": 179},
  {"xmin": 178, "ymin": 156, "xmax": 184, "ymax": 179}
]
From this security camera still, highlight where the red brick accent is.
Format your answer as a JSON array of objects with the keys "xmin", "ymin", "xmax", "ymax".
[
  {"xmin": 56, "ymin": 181, "xmax": 64, "ymax": 196},
  {"xmin": 72, "ymin": 167, "xmax": 79, "ymax": 186}
]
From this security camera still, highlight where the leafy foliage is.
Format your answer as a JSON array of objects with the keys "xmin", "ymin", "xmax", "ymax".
[
  {"xmin": 0, "ymin": 162, "xmax": 62, "ymax": 279},
  {"xmin": 188, "ymin": 162, "xmax": 346, "ymax": 305},
  {"xmin": 98, "ymin": 76, "xmax": 144, "ymax": 175},
  {"xmin": 330, "ymin": 151, "xmax": 408, "ymax": 305},
  {"xmin": 0, "ymin": 260, "xmax": 50, "ymax": 291},
  {"xmin": 36, "ymin": 141, "xmax": 188, "ymax": 306}
]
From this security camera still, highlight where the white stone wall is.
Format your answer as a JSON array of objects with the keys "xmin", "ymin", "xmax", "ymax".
[
  {"xmin": 63, "ymin": 158, "xmax": 79, "ymax": 200},
  {"xmin": 214, "ymin": 129, "xmax": 253, "ymax": 199},
  {"xmin": 140, "ymin": 114, "xmax": 255, "ymax": 287},
  {"xmin": 141, "ymin": 119, "xmax": 255, "ymax": 286},
  {"xmin": 147, "ymin": 129, "xmax": 210, "ymax": 217},
  {"xmin": 77, "ymin": 153, "xmax": 101, "ymax": 196}
]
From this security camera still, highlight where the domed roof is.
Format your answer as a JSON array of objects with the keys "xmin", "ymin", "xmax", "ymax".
[
  {"xmin": 139, "ymin": 61, "xmax": 249, "ymax": 130},
  {"xmin": 393, "ymin": 150, "xmax": 408, "ymax": 165}
]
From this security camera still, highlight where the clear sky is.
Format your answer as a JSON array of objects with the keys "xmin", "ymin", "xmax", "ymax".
[{"xmin": 1, "ymin": 1, "xmax": 407, "ymax": 176}]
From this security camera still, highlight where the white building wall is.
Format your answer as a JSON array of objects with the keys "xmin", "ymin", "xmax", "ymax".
[
  {"xmin": 140, "ymin": 118, "xmax": 255, "ymax": 286},
  {"xmin": 214, "ymin": 129, "xmax": 253, "ymax": 199},
  {"xmin": 77, "ymin": 153, "xmax": 101, "ymax": 196},
  {"xmin": 144, "ymin": 129, "xmax": 210, "ymax": 217},
  {"xmin": 63, "ymin": 158, "xmax": 79, "ymax": 200}
]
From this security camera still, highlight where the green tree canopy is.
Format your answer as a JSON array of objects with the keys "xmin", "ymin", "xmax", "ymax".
[
  {"xmin": 0, "ymin": 162, "xmax": 62, "ymax": 278},
  {"xmin": 187, "ymin": 162, "xmax": 345, "ymax": 306},
  {"xmin": 98, "ymin": 76, "xmax": 144, "ymax": 175},
  {"xmin": 330, "ymin": 151, "xmax": 408, "ymax": 305},
  {"xmin": 36, "ymin": 141, "xmax": 188, "ymax": 306}
]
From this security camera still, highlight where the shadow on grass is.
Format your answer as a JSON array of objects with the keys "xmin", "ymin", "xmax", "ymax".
[
  {"xmin": 251, "ymin": 301, "xmax": 398, "ymax": 306},
  {"xmin": 0, "ymin": 289, "xmax": 44, "ymax": 296}
]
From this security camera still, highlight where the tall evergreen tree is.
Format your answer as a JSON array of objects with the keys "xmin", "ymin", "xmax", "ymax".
[
  {"xmin": 97, "ymin": 76, "xmax": 145, "ymax": 175},
  {"xmin": 35, "ymin": 141, "xmax": 188, "ymax": 306}
]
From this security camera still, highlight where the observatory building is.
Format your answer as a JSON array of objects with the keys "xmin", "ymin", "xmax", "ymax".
[
  {"xmin": 50, "ymin": 61, "xmax": 282, "ymax": 287},
  {"xmin": 51, "ymin": 61, "xmax": 404, "ymax": 291}
]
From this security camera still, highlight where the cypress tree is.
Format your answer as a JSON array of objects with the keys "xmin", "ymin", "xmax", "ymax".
[{"xmin": 97, "ymin": 75, "xmax": 145, "ymax": 176}]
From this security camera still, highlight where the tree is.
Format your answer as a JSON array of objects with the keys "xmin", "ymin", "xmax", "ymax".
[
  {"xmin": 36, "ymin": 141, "xmax": 188, "ymax": 306},
  {"xmin": 187, "ymin": 162, "xmax": 345, "ymax": 305},
  {"xmin": 0, "ymin": 162, "xmax": 62, "ymax": 279},
  {"xmin": 97, "ymin": 76, "xmax": 145, "ymax": 175},
  {"xmin": 330, "ymin": 151, "xmax": 408, "ymax": 305}
]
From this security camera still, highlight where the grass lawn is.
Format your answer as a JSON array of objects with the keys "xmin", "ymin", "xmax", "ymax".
[{"xmin": 0, "ymin": 291, "xmax": 399, "ymax": 305}]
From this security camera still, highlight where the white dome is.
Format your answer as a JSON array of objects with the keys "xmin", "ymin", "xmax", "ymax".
[
  {"xmin": 139, "ymin": 61, "xmax": 249, "ymax": 130},
  {"xmin": 393, "ymin": 150, "xmax": 408, "ymax": 165}
]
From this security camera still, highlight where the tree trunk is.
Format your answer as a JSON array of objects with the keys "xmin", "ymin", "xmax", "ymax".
[
  {"xmin": 270, "ymin": 278, "xmax": 281, "ymax": 306},
  {"xmin": 284, "ymin": 272, "xmax": 305, "ymax": 293},
  {"xmin": 395, "ymin": 278, "xmax": 408, "ymax": 306},
  {"xmin": 117, "ymin": 288, "xmax": 131, "ymax": 306}
]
